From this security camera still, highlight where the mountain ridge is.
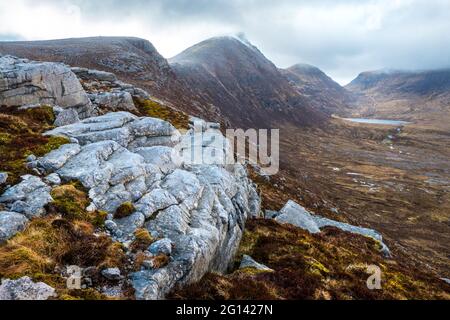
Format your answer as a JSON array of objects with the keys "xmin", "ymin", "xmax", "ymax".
[
  {"xmin": 170, "ymin": 36, "xmax": 326, "ymax": 128},
  {"xmin": 281, "ymin": 63, "xmax": 354, "ymax": 116}
]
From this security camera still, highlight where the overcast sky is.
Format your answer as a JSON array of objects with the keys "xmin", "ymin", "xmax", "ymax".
[{"xmin": 1, "ymin": 0, "xmax": 449, "ymax": 84}]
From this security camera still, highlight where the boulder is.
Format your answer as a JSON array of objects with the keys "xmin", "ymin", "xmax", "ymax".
[
  {"xmin": 0, "ymin": 276, "xmax": 56, "ymax": 300},
  {"xmin": 274, "ymin": 200, "xmax": 390, "ymax": 256},
  {"xmin": 0, "ymin": 211, "xmax": 28, "ymax": 241},
  {"xmin": 0, "ymin": 55, "xmax": 90, "ymax": 110},
  {"xmin": 2, "ymin": 110, "xmax": 259, "ymax": 299},
  {"xmin": 275, "ymin": 200, "xmax": 320, "ymax": 233}
]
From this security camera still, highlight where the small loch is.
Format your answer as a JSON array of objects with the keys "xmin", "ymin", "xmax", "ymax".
[{"xmin": 343, "ymin": 118, "xmax": 411, "ymax": 125}]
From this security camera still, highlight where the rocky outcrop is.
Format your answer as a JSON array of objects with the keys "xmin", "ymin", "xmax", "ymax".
[
  {"xmin": 0, "ymin": 277, "xmax": 56, "ymax": 300},
  {"xmin": 0, "ymin": 55, "xmax": 260, "ymax": 300},
  {"xmin": 0, "ymin": 55, "xmax": 91, "ymax": 115},
  {"xmin": 8, "ymin": 111, "xmax": 258, "ymax": 299},
  {"xmin": 274, "ymin": 200, "xmax": 390, "ymax": 256}
]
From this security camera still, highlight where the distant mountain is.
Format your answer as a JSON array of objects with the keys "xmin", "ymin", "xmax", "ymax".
[
  {"xmin": 169, "ymin": 36, "xmax": 326, "ymax": 128},
  {"xmin": 346, "ymin": 69, "xmax": 450, "ymax": 127},
  {"xmin": 281, "ymin": 64, "xmax": 354, "ymax": 116}
]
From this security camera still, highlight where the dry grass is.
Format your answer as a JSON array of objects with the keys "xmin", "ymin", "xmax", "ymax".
[{"xmin": 130, "ymin": 228, "xmax": 154, "ymax": 252}]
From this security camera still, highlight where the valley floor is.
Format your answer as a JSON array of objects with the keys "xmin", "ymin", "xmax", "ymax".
[{"xmin": 269, "ymin": 119, "xmax": 449, "ymax": 278}]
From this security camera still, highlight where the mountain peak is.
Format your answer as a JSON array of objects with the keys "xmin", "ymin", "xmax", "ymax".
[{"xmin": 169, "ymin": 35, "xmax": 263, "ymax": 66}]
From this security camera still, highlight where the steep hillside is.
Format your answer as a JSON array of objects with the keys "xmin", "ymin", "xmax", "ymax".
[
  {"xmin": 169, "ymin": 36, "xmax": 326, "ymax": 128},
  {"xmin": 346, "ymin": 69, "xmax": 450, "ymax": 130},
  {"xmin": 281, "ymin": 64, "xmax": 354, "ymax": 116}
]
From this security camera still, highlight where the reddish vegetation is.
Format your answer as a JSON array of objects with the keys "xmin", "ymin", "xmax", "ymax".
[
  {"xmin": 0, "ymin": 106, "xmax": 68, "ymax": 191},
  {"xmin": 170, "ymin": 219, "xmax": 450, "ymax": 300}
]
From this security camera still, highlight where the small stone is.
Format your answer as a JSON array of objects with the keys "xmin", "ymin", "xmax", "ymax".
[
  {"xmin": 86, "ymin": 203, "xmax": 97, "ymax": 213},
  {"xmin": 239, "ymin": 255, "xmax": 273, "ymax": 272},
  {"xmin": 44, "ymin": 173, "xmax": 61, "ymax": 186},
  {"xmin": 101, "ymin": 268, "xmax": 122, "ymax": 281},
  {"xmin": 26, "ymin": 155, "xmax": 37, "ymax": 162},
  {"xmin": 0, "ymin": 172, "xmax": 7, "ymax": 184},
  {"xmin": 142, "ymin": 260, "xmax": 154, "ymax": 269},
  {"xmin": 104, "ymin": 220, "xmax": 118, "ymax": 232},
  {"xmin": 26, "ymin": 161, "xmax": 38, "ymax": 169},
  {"xmin": 148, "ymin": 238, "xmax": 173, "ymax": 256},
  {"xmin": 264, "ymin": 210, "xmax": 279, "ymax": 219}
]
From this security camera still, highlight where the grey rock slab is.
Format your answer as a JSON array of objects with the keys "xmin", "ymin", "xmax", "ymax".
[
  {"xmin": 0, "ymin": 276, "xmax": 56, "ymax": 300},
  {"xmin": 276, "ymin": 200, "xmax": 390, "ymax": 256},
  {"xmin": 135, "ymin": 188, "xmax": 178, "ymax": 219},
  {"xmin": 0, "ymin": 211, "xmax": 29, "ymax": 241},
  {"xmin": 275, "ymin": 200, "xmax": 321, "ymax": 233},
  {"xmin": 134, "ymin": 146, "xmax": 182, "ymax": 174},
  {"xmin": 37, "ymin": 143, "xmax": 81, "ymax": 172},
  {"xmin": 89, "ymin": 91, "xmax": 137, "ymax": 112},
  {"xmin": 56, "ymin": 140, "xmax": 120, "ymax": 188},
  {"xmin": 0, "ymin": 175, "xmax": 52, "ymax": 218}
]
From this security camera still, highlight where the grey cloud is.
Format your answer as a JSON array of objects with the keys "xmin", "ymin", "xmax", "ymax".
[{"xmin": 2, "ymin": 0, "xmax": 450, "ymax": 84}]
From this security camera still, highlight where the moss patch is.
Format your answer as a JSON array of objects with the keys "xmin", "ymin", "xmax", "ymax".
[
  {"xmin": 133, "ymin": 98, "xmax": 190, "ymax": 130},
  {"xmin": 114, "ymin": 202, "xmax": 135, "ymax": 219}
]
